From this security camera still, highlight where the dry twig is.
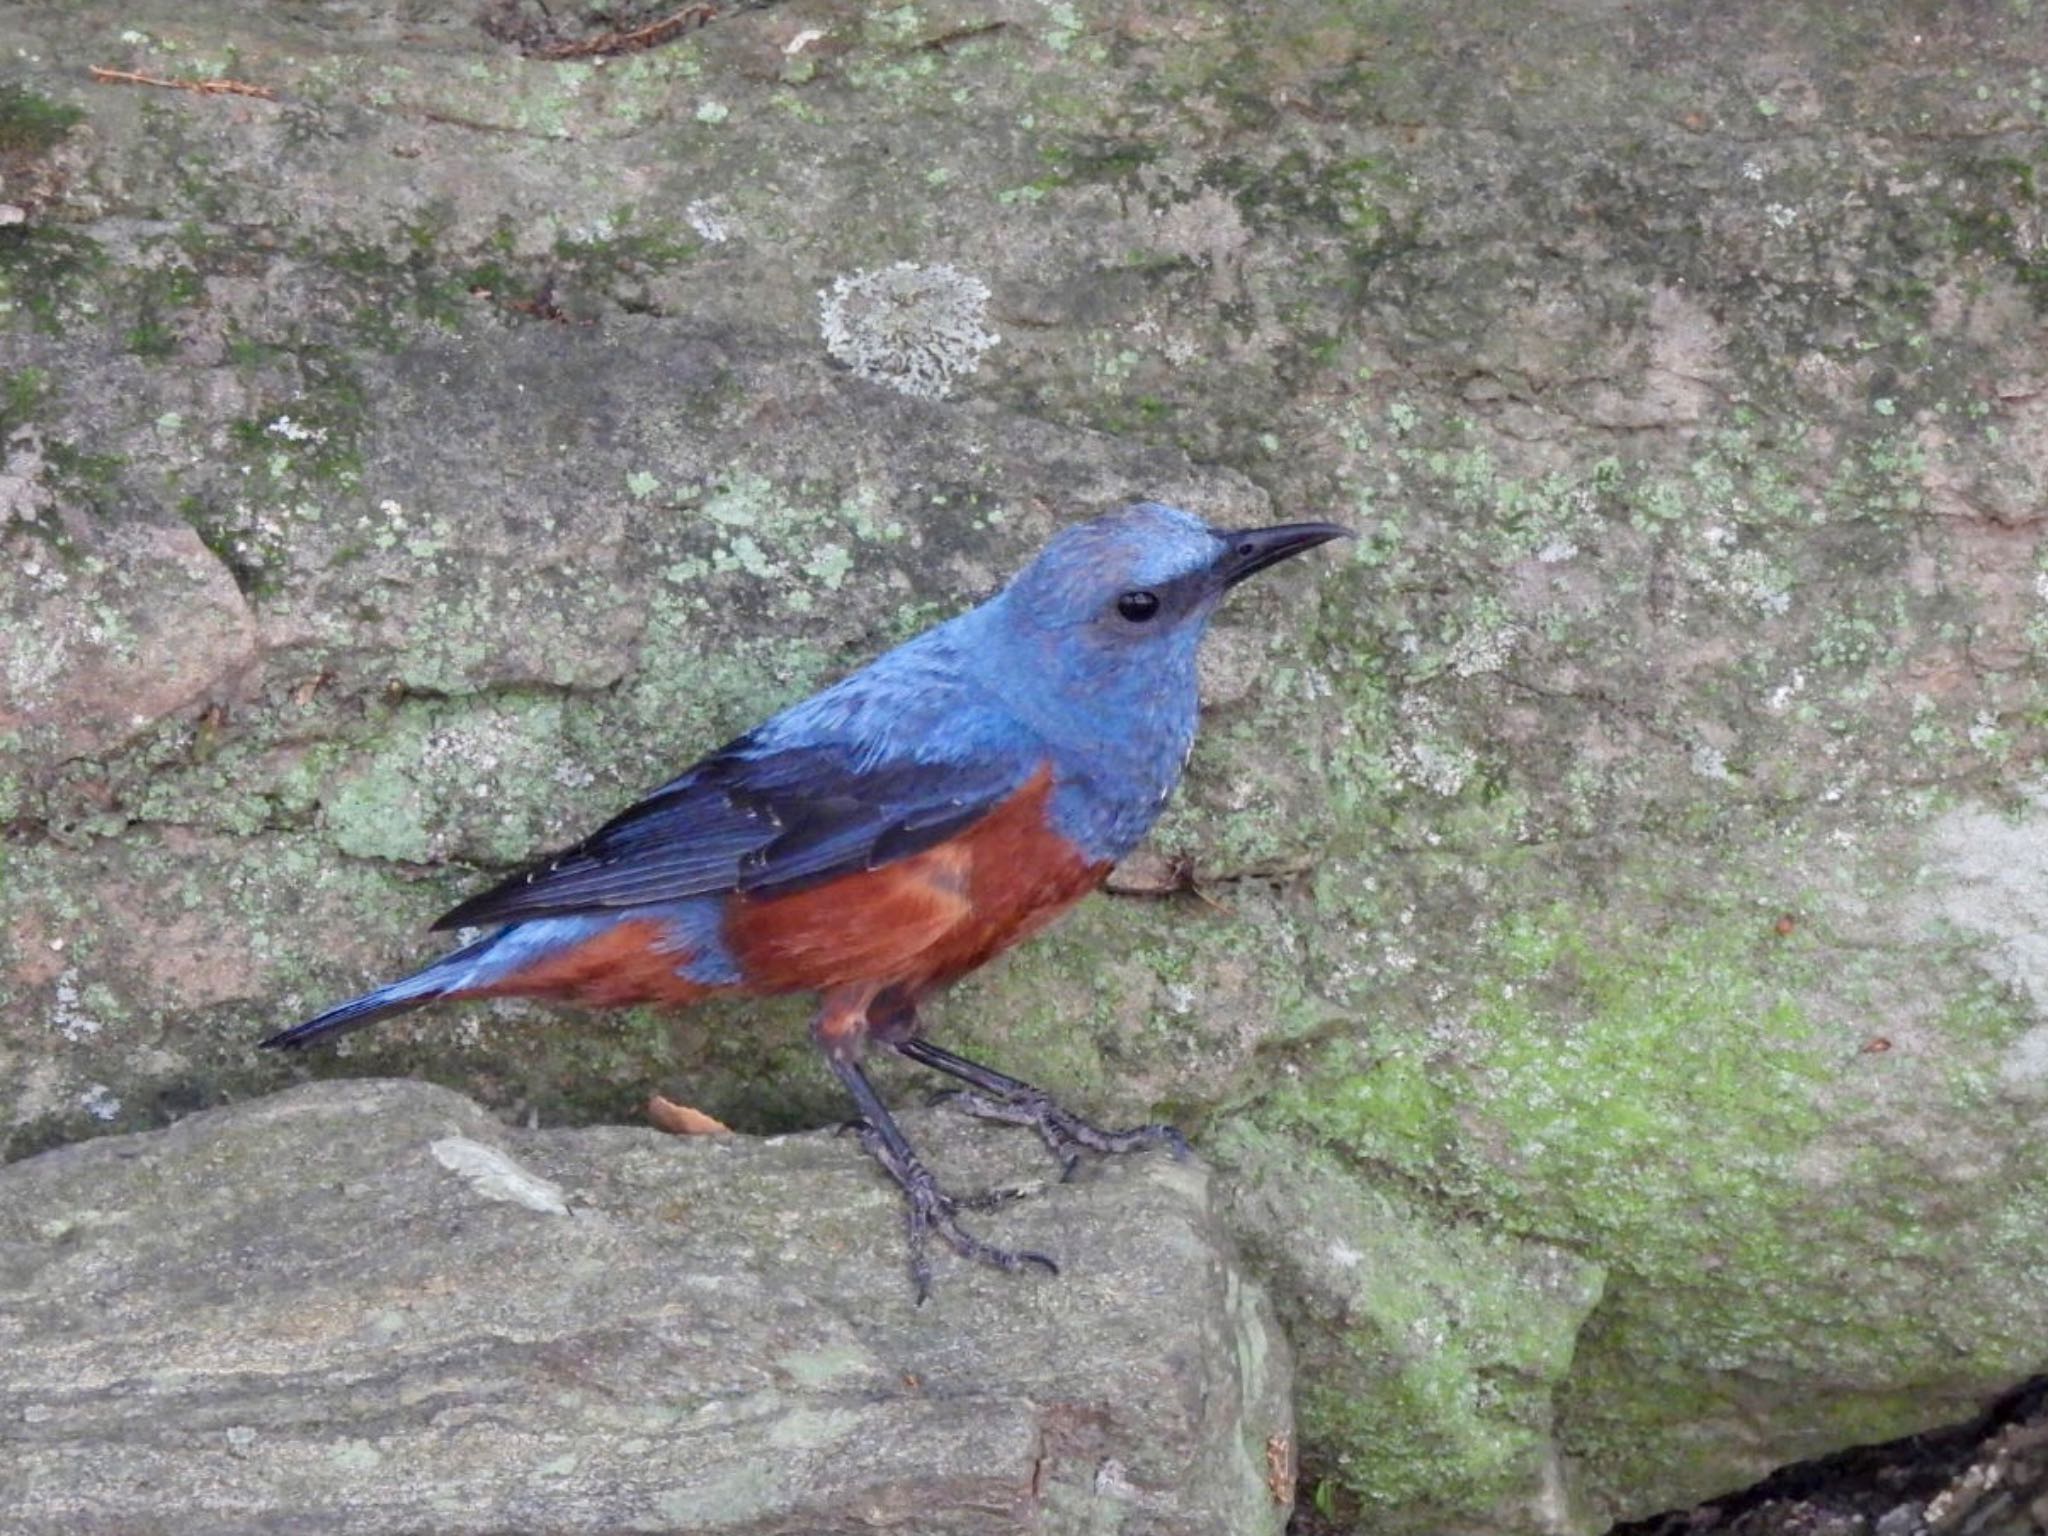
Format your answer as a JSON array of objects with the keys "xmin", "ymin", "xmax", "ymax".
[
  {"xmin": 88, "ymin": 65, "xmax": 276, "ymax": 100},
  {"xmin": 526, "ymin": 4, "xmax": 716, "ymax": 60}
]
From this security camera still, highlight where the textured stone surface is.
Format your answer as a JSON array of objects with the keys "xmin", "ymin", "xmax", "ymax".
[
  {"xmin": 0, "ymin": 1079, "xmax": 1290, "ymax": 1535},
  {"xmin": 5, "ymin": 2, "xmax": 2048, "ymax": 1529}
]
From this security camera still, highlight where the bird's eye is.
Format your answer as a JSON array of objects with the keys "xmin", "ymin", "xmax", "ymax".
[{"xmin": 1116, "ymin": 590, "xmax": 1161, "ymax": 622}]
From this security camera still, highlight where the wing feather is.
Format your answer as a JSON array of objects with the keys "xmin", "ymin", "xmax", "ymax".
[{"xmin": 431, "ymin": 632, "xmax": 1042, "ymax": 930}]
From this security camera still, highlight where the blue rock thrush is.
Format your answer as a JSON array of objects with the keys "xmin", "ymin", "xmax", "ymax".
[{"xmin": 265, "ymin": 502, "xmax": 1347, "ymax": 1296}]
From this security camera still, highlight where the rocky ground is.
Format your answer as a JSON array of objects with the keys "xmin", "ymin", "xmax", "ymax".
[
  {"xmin": 0, "ymin": 1079, "xmax": 1291, "ymax": 1535},
  {"xmin": 5, "ymin": 2, "xmax": 2048, "ymax": 1530}
]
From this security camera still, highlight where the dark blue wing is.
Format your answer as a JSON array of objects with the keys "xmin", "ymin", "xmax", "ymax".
[
  {"xmin": 429, "ymin": 742, "xmax": 1026, "ymax": 929},
  {"xmin": 430, "ymin": 627, "xmax": 1042, "ymax": 930}
]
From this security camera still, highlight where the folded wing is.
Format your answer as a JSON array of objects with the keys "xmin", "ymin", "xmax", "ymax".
[{"xmin": 432, "ymin": 716, "xmax": 1038, "ymax": 932}]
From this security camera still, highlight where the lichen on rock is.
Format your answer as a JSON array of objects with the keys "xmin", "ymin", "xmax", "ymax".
[{"xmin": 817, "ymin": 261, "xmax": 999, "ymax": 399}]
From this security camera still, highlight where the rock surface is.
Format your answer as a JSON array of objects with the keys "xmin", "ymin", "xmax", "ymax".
[
  {"xmin": 5, "ymin": 2, "xmax": 2048, "ymax": 1529},
  {"xmin": 1618, "ymin": 1378, "xmax": 2048, "ymax": 1536},
  {"xmin": 0, "ymin": 1079, "xmax": 1291, "ymax": 1535}
]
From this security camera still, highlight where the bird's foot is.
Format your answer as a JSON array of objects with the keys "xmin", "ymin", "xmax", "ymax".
[
  {"xmin": 850, "ymin": 1122, "xmax": 1058, "ymax": 1303},
  {"xmin": 932, "ymin": 1087, "xmax": 1190, "ymax": 1182}
]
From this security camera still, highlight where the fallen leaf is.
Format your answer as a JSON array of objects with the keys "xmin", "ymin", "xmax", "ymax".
[
  {"xmin": 1265, "ymin": 1432, "xmax": 1294, "ymax": 1504},
  {"xmin": 646, "ymin": 1094, "xmax": 730, "ymax": 1136}
]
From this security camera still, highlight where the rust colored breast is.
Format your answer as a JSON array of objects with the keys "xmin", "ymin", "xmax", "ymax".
[
  {"xmin": 726, "ymin": 764, "xmax": 1110, "ymax": 997},
  {"xmin": 465, "ymin": 919, "xmax": 720, "ymax": 1010}
]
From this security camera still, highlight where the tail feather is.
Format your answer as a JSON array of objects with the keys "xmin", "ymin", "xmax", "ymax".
[
  {"xmin": 259, "ymin": 930, "xmax": 507, "ymax": 1051},
  {"xmin": 258, "ymin": 983, "xmax": 438, "ymax": 1050}
]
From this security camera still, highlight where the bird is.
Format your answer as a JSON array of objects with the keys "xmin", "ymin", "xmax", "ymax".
[{"xmin": 263, "ymin": 501, "xmax": 1347, "ymax": 1297}]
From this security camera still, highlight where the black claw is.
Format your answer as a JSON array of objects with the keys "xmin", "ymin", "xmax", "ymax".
[
  {"xmin": 957, "ymin": 1180, "xmax": 1044, "ymax": 1211},
  {"xmin": 906, "ymin": 1210, "xmax": 936, "ymax": 1306},
  {"xmin": 827, "ymin": 1040, "xmax": 1062, "ymax": 1299},
  {"xmin": 887, "ymin": 1149, "xmax": 1058, "ymax": 1296},
  {"xmin": 934, "ymin": 1084, "xmax": 1189, "ymax": 1176},
  {"xmin": 893, "ymin": 1038, "xmax": 1189, "ymax": 1181}
]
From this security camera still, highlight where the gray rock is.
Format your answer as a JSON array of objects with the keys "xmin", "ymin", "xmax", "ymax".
[{"xmin": 0, "ymin": 1079, "xmax": 1291, "ymax": 1536}]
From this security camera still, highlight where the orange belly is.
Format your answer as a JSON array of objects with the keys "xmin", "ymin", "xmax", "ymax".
[{"xmin": 726, "ymin": 764, "xmax": 1109, "ymax": 997}]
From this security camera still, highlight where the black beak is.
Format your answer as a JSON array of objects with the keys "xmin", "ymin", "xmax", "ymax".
[{"xmin": 1212, "ymin": 521, "xmax": 1351, "ymax": 587}]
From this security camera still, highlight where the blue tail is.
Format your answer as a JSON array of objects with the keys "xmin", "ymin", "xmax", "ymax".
[{"xmin": 259, "ymin": 930, "xmax": 510, "ymax": 1050}]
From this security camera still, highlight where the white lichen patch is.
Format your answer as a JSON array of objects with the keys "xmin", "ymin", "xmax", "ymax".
[
  {"xmin": 803, "ymin": 542, "xmax": 852, "ymax": 590},
  {"xmin": 418, "ymin": 712, "xmax": 556, "ymax": 817},
  {"xmin": 1685, "ymin": 522, "xmax": 1794, "ymax": 617},
  {"xmin": 1, "ymin": 427, "xmax": 53, "ymax": 525},
  {"xmin": 817, "ymin": 262, "xmax": 998, "ymax": 400},
  {"xmin": 3, "ymin": 617, "xmax": 68, "ymax": 703},
  {"xmin": 1038, "ymin": 0, "xmax": 1083, "ymax": 51},
  {"xmin": 1395, "ymin": 700, "xmax": 1478, "ymax": 797},
  {"xmin": 701, "ymin": 474, "xmax": 778, "ymax": 528},
  {"xmin": 684, "ymin": 199, "xmax": 732, "ymax": 244},
  {"xmin": 1924, "ymin": 782, "xmax": 2048, "ymax": 1010},
  {"xmin": 2000, "ymin": 1024, "xmax": 2048, "ymax": 1093},
  {"xmin": 1448, "ymin": 624, "xmax": 1517, "ymax": 678},
  {"xmin": 1689, "ymin": 742, "xmax": 1733, "ymax": 782},
  {"xmin": 264, "ymin": 415, "xmax": 328, "ymax": 445},
  {"xmin": 51, "ymin": 968, "xmax": 101, "ymax": 1041},
  {"xmin": 429, "ymin": 1136, "xmax": 569, "ymax": 1215},
  {"xmin": 1764, "ymin": 669, "xmax": 1807, "ymax": 713},
  {"xmin": 78, "ymin": 1083, "xmax": 122, "ymax": 1121}
]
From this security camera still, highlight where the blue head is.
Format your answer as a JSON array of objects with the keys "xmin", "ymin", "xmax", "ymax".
[{"xmin": 963, "ymin": 501, "xmax": 1347, "ymax": 854}]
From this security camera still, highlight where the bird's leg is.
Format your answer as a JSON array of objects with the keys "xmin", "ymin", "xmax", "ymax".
[
  {"xmin": 893, "ymin": 1037, "xmax": 1190, "ymax": 1182},
  {"xmin": 824, "ymin": 1051, "xmax": 1057, "ymax": 1303}
]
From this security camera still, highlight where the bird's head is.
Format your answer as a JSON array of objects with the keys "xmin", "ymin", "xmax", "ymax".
[
  {"xmin": 974, "ymin": 500, "xmax": 1348, "ymax": 730},
  {"xmin": 999, "ymin": 499, "xmax": 1347, "ymax": 645}
]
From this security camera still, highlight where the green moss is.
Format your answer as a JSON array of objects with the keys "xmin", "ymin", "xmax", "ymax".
[
  {"xmin": 1040, "ymin": 136, "xmax": 1160, "ymax": 186},
  {"xmin": 1275, "ymin": 905, "xmax": 1831, "ymax": 1236},
  {"xmin": 1940, "ymin": 153, "xmax": 2048, "ymax": 305},
  {"xmin": 1212, "ymin": 150, "xmax": 1403, "ymax": 239},
  {"xmin": 1252, "ymin": 822, "xmax": 2048, "ymax": 1518},
  {"xmin": 1, "ymin": 365, "xmax": 49, "ymax": 431},
  {"xmin": 551, "ymin": 215, "xmax": 700, "ymax": 271},
  {"xmin": 0, "ymin": 227, "xmax": 106, "ymax": 332},
  {"xmin": 41, "ymin": 440, "xmax": 126, "ymax": 518},
  {"xmin": 318, "ymin": 695, "xmax": 594, "ymax": 867},
  {"xmin": 1221, "ymin": 1124, "xmax": 1605, "ymax": 1533},
  {"xmin": 120, "ymin": 257, "xmax": 206, "ymax": 360},
  {"xmin": 0, "ymin": 85, "xmax": 83, "ymax": 154}
]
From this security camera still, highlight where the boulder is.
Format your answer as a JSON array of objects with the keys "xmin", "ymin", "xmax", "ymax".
[{"xmin": 0, "ymin": 1079, "xmax": 1291, "ymax": 1536}]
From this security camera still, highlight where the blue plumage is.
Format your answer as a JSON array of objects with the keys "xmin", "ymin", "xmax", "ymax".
[{"xmin": 264, "ymin": 500, "xmax": 1345, "ymax": 1297}]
